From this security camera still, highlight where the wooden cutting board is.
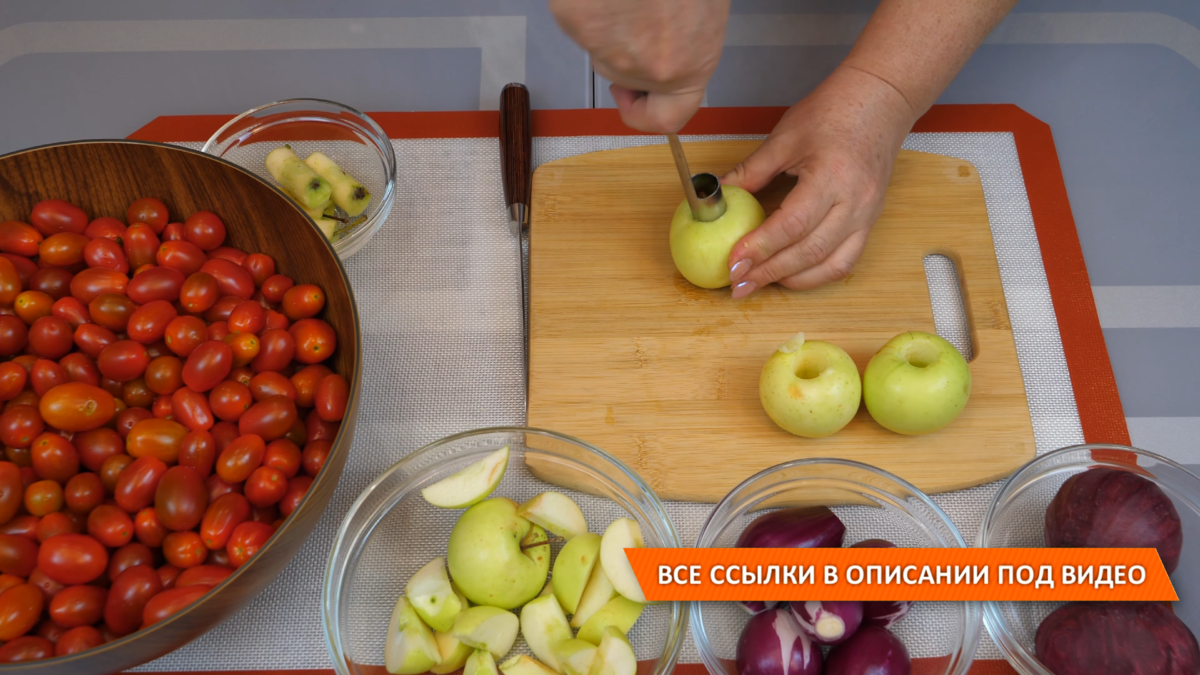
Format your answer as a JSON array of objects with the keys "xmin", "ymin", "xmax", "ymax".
[{"xmin": 525, "ymin": 141, "xmax": 1035, "ymax": 502}]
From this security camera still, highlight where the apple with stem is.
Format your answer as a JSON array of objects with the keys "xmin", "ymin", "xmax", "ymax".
[
  {"xmin": 599, "ymin": 518, "xmax": 646, "ymax": 603},
  {"xmin": 670, "ymin": 185, "xmax": 765, "ymax": 289},
  {"xmin": 553, "ymin": 533, "xmax": 602, "ymax": 614},
  {"xmin": 448, "ymin": 498, "xmax": 550, "ymax": 609},
  {"xmin": 518, "ymin": 492, "xmax": 588, "ymax": 540},
  {"xmin": 759, "ymin": 332, "xmax": 861, "ymax": 438},
  {"xmin": 385, "ymin": 597, "xmax": 442, "ymax": 675},
  {"xmin": 519, "ymin": 595, "xmax": 574, "ymax": 672},
  {"xmin": 422, "ymin": 446, "xmax": 509, "ymax": 508},
  {"xmin": 863, "ymin": 331, "xmax": 971, "ymax": 434}
]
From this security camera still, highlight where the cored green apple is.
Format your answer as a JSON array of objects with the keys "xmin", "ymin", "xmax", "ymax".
[
  {"xmin": 385, "ymin": 597, "xmax": 442, "ymax": 674},
  {"xmin": 448, "ymin": 498, "xmax": 550, "ymax": 609},
  {"xmin": 422, "ymin": 446, "xmax": 509, "ymax": 508},
  {"xmin": 576, "ymin": 596, "xmax": 644, "ymax": 645},
  {"xmin": 669, "ymin": 185, "xmax": 766, "ymax": 289},
  {"xmin": 554, "ymin": 639, "xmax": 598, "ymax": 675},
  {"xmin": 519, "ymin": 595, "xmax": 574, "ymax": 672},
  {"xmin": 599, "ymin": 518, "xmax": 646, "ymax": 603},
  {"xmin": 571, "ymin": 560, "xmax": 617, "ymax": 628},
  {"xmin": 589, "ymin": 627, "xmax": 636, "ymax": 675},
  {"xmin": 406, "ymin": 557, "xmax": 463, "ymax": 632},
  {"xmin": 863, "ymin": 330, "xmax": 971, "ymax": 434},
  {"xmin": 466, "ymin": 649, "xmax": 500, "ymax": 675},
  {"xmin": 552, "ymin": 533, "xmax": 602, "ymax": 614},
  {"xmin": 500, "ymin": 655, "xmax": 559, "ymax": 675},
  {"xmin": 517, "ymin": 492, "xmax": 588, "ymax": 540},
  {"xmin": 451, "ymin": 606, "xmax": 520, "ymax": 660},
  {"xmin": 431, "ymin": 630, "xmax": 474, "ymax": 674},
  {"xmin": 759, "ymin": 332, "xmax": 862, "ymax": 438}
]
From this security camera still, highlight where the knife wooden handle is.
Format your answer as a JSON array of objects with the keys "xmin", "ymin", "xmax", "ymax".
[{"xmin": 499, "ymin": 82, "xmax": 532, "ymax": 222}]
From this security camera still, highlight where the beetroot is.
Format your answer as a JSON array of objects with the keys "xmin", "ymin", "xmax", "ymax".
[
  {"xmin": 736, "ymin": 607, "xmax": 822, "ymax": 675},
  {"xmin": 789, "ymin": 600, "xmax": 863, "ymax": 645},
  {"xmin": 850, "ymin": 538, "xmax": 915, "ymax": 627},
  {"xmin": 1035, "ymin": 602, "xmax": 1200, "ymax": 675},
  {"xmin": 825, "ymin": 625, "xmax": 911, "ymax": 675},
  {"xmin": 1045, "ymin": 467, "xmax": 1182, "ymax": 573}
]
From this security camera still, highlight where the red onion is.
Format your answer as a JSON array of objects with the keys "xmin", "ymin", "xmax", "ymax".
[
  {"xmin": 850, "ymin": 539, "xmax": 914, "ymax": 627},
  {"xmin": 736, "ymin": 507, "xmax": 845, "ymax": 613},
  {"xmin": 824, "ymin": 625, "xmax": 911, "ymax": 675},
  {"xmin": 1036, "ymin": 601, "xmax": 1199, "ymax": 675},
  {"xmin": 789, "ymin": 600, "xmax": 862, "ymax": 645},
  {"xmin": 1045, "ymin": 467, "xmax": 1182, "ymax": 573},
  {"xmin": 736, "ymin": 607, "xmax": 822, "ymax": 675},
  {"xmin": 741, "ymin": 600, "xmax": 779, "ymax": 615}
]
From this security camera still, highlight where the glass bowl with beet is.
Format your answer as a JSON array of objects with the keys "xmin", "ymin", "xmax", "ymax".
[
  {"xmin": 980, "ymin": 444, "xmax": 1200, "ymax": 675},
  {"xmin": 691, "ymin": 458, "xmax": 981, "ymax": 675}
]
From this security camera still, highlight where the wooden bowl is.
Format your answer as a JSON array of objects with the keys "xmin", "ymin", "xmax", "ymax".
[{"xmin": 0, "ymin": 141, "xmax": 361, "ymax": 673}]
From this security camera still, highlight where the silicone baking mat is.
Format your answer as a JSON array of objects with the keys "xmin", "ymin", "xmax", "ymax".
[{"xmin": 126, "ymin": 106, "xmax": 1125, "ymax": 674}]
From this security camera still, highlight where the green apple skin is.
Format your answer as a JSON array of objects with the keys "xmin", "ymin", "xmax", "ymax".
[
  {"xmin": 500, "ymin": 655, "xmax": 559, "ymax": 675},
  {"xmin": 552, "ymin": 533, "xmax": 602, "ymax": 614},
  {"xmin": 599, "ymin": 519, "xmax": 646, "ymax": 603},
  {"xmin": 571, "ymin": 561, "xmax": 616, "ymax": 628},
  {"xmin": 590, "ymin": 627, "xmax": 636, "ymax": 675},
  {"xmin": 406, "ymin": 557, "xmax": 463, "ymax": 632},
  {"xmin": 576, "ymin": 596, "xmax": 645, "ymax": 645},
  {"xmin": 519, "ymin": 595, "xmax": 574, "ymax": 672},
  {"xmin": 448, "ymin": 498, "xmax": 550, "ymax": 609},
  {"xmin": 421, "ymin": 445, "xmax": 509, "ymax": 509},
  {"xmin": 451, "ymin": 606, "xmax": 521, "ymax": 660},
  {"xmin": 863, "ymin": 330, "xmax": 971, "ymax": 435},
  {"xmin": 554, "ymin": 639, "xmax": 598, "ymax": 675},
  {"xmin": 431, "ymin": 630, "xmax": 474, "ymax": 674},
  {"xmin": 518, "ymin": 492, "xmax": 588, "ymax": 540},
  {"xmin": 385, "ymin": 597, "xmax": 442, "ymax": 675},
  {"xmin": 466, "ymin": 649, "xmax": 500, "ymax": 675},
  {"xmin": 669, "ymin": 185, "xmax": 766, "ymax": 289},
  {"xmin": 759, "ymin": 333, "xmax": 862, "ymax": 438}
]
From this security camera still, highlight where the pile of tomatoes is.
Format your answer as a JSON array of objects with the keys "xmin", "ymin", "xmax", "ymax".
[{"xmin": 0, "ymin": 197, "xmax": 348, "ymax": 662}]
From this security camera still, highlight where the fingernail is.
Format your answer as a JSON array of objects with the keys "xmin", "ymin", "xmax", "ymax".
[
  {"xmin": 730, "ymin": 259, "xmax": 752, "ymax": 280},
  {"xmin": 731, "ymin": 280, "xmax": 756, "ymax": 299}
]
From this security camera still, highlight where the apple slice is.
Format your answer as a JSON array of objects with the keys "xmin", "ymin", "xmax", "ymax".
[
  {"xmin": 553, "ymin": 639, "xmax": 598, "ymax": 675},
  {"xmin": 466, "ymin": 649, "xmax": 500, "ymax": 675},
  {"xmin": 452, "ymin": 606, "xmax": 520, "ymax": 660},
  {"xmin": 517, "ymin": 492, "xmax": 588, "ymax": 540},
  {"xmin": 422, "ymin": 446, "xmax": 510, "ymax": 508},
  {"xmin": 519, "ymin": 595, "xmax": 573, "ymax": 672},
  {"xmin": 576, "ymin": 596, "xmax": 644, "ymax": 645},
  {"xmin": 599, "ymin": 518, "xmax": 646, "ymax": 603},
  {"xmin": 406, "ymin": 557, "xmax": 463, "ymax": 632},
  {"xmin": 431, "ymin": 630, "xmax": 474, "ymax": 674},
  {"xmin": 500, "ymin": 655, "xmax": 559, "ymax": 675},
  {"xmin": 552, "ymin": 533, "xmax": 601, "ymax": 614},
  {"xmin": 538, "ymin": 578, "xmax": 555, "ymax": 598},
  {"xmin": 385, "ymin": 596, "xmax": 442, "ymax": 675},
  {"xmin": 589, "ymin": 627, "xmax": 636, "ymax": 675},
  {"xmin": 570, "ymin": 560, "xmax": 616, "ymax": 628}
]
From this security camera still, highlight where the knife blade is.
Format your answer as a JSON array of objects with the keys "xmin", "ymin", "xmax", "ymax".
[{"xmin": 500, "ymin": 82, "xmax": 532, "ymax": 415}]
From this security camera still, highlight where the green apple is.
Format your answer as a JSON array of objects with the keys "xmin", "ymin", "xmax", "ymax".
[
  {"xmin": 552, "ymin": 533, "xmax": 602, "ymax": 614},
  {"xmin": 406, "ymin": 557, "xmax": 463, "ymax": 632},
  {"xmin": 588, "ymin": 627, "xmax": 636, "ymax": 675},
  {"xmin": 571, "ymin": 560, "xmax": 616, "ymax": 628},
  {"xmin": 431, "ymin": 630, "xmax": 474, "ymax": 674},
  {"xmin": 576, "ymin": 596, "xmax": 644, "ymax": 645},
  {"xmin": 500, "ymin": 655, "xmax": 559, "ymax": 675},
  {"xmin": 422, "ymin": 446, "xmax": 510, "ymax": 508},
  {"xmin": 538, "ymin": 578, "xmax": 555, "ymax": 597},
  {"xmin": 448, "ymin": 498, "xmax": 551, "ymax": 609},
  {"xmin": 863, "ymin": 330, "xmax": 971, "ymax": 434},
  {"xmin": 517, "ymin": 492, "xmax": 588, "ymax": 540},
  {"xmin": 466, "ymin": 649, "xmax": 500, "ymax": 675},
  {"xmin": 519, "ymin": 595, "xmax": 573, "ymax": 672},
  {"xmin": 759, "ymin": 332, "xmax": 862, "ymax": 438},
  {"xmin": 385, "ymin": 596, "xmax": 442, "ymax": 674},
  {"xmin": 553, "ymin": 639, "xmax": 598, "ymax": 675},
  {"xmin": 599, "ymin": 518, "xmax": 645, "ymax": 603},
  {"xmin": 669, "ymin": 185, "xmax": 766, "ymax": 289},
  {"xmin": 451, "ymin": 606, "xmax": 520, "ymax": 660}
]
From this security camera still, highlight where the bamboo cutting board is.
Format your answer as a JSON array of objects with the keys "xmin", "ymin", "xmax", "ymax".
[{"xmin": 526, "ymin": 141, "xmax": 1035, "ymax": 502}]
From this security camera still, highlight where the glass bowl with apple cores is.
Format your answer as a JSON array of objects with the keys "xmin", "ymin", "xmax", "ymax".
[
  {"xmin": 324, "ymin": 428, "xmax": 686, "ymax": 675},
  {"xmin": 692, "ymin": 458, "xmax": 981, "ymax": 675}
]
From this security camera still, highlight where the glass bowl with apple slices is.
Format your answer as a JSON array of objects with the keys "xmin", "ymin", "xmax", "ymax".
[
  {"xmin": 692, "ymin": 458, "xmax": 981, "ymax": 675},
  {"xmin": 323, "ymin": 427, "xmax": 686, "ymax": 675}
]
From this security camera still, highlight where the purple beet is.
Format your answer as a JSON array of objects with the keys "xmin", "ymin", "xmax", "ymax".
[
  {"xmin": 825, "ymin": 625, "xmax": 911, "ymax": 675},
  {"xmin": 736, "ymin": 507, "xmax": 846, "ymax": 613},
  {"xmin": 850, "ymin": 539, "xmax": 915, "ymax": 627},
  {"xmin": 1045, "ymin": 467, "xmax": 1182, "ymax": 573},
  {"xmin": 736, "ymin": 607, "xmax": 822, "ymax": 675},
  {"xmin": 1035, "ymin": 602, "xmax": 1200, "ymax": 675},
  {"xmin": 789, "ymin": 600, "xmax": 863, "ymax": 645}
]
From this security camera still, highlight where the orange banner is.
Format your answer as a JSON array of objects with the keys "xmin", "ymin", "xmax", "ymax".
[{"xmin": 626, "ymin": 548, "xmax": 1176, "ymax": 602}]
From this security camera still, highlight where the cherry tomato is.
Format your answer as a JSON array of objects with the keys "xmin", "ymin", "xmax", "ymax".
[
  {"xmin": 199, "ymin": 491, "xmax": 250, "ymax": 551},
  {"xmin": 123, "ymin": 378, "xmax": 155, "ymax": 409},
  {"xmin": 163, "ymin": 315, "xmax": 208, "ymax": 358},
  {"xmin": 208, "ymin": 247, "xmax": 246, "ymax": 264},
  {"xmin": 206, "ymin": 321, "xmax": 230, "ymax": 342},
  {"xmin": 122, "ymin": 223, "xmax": 159, "ymax": 269},
  {"xmin": 156, "ymin": 240, "xmax": 207, "ymax": 277},
  {"xmin": 228, "ymin": 367, "xmax": 253, "ymax": 387},
  {"xmin": 0, "ymin": 634, "xmax": 53, "ymax": 661},
  {"xmin": 161, "ymin": 531, "xmax": 206, "ymax": 569},
  {"xmin": 51, "ymin": 297, "xmax": 89, "ymax": 330},
  {"xmin": 30, "ymin": 359, "xmax": 68, "ymax": 396},
  {"xmin": 226, "ymin": 521, "xmax": 273, "ymax": 568},
  {"xmin": 154, "ymin": 466, "xmax": 207, "ymax": 532},
  {"xmin": 215, "ymin": 434, "xmax": 265, "ymax": 485},
  {"xmin": 301, "ymin": 439, "xmax": 333, "ymax": 477},
  {"xmin": 209, "ymin": 380, "xmax": 252, "ymax": 422},
  {"xmin": 86, "ymin": 505, "xmax": 133, "ymax": 548},
  {"xmin": 204, "ymin": 296, "xmax": 241, "ymax": 324},
  {"xmin": 99, "ymin": 455, "xmax": 133, "ymax": 494},
  {"xmin": 238, "ymin": 395, "xmax": 297, "ymax": 442},
  {"xmin": 227, "ymin": 300, "xmax": 264, "ymax": 335},
  {"xmin": 314, "ymin": 376, "xmax": 350, "ymax": 426},
  {"xmin": 4, "ymin": 392, "xmax": 39, "ymax": 415},
  {"xmin": 280, "ymin": 476, "xmax": 313, "ymax": 517},
  {"xmin": 47, "ymin": 584, "xmax": 105, "ymax": 628},
  {"xmin": 208, "ymin": 547, "xmax": 231, "ymax": 568},
  {"xmin": 27, "ymin": 568, "xmax": 63, "ymax": 604},
  {"xmin": 37, "ymin": 383, "xmax": 117, "ymax": 435},
  {"xmin": 107, "ymin": 542, "xmax": 154, "ymax": 582},
  {"xmin": 182, "ymin": 340, "xmax": 232, "ymax": 392},
  {"xmin": 34, "ymin": 513, "xmax": 74, "ymax": 542},
  {"xmin": 37, "ymin": 232, "xmax": 88, "ymax": 268},
  {"xmin": 250, "ymin": 329, "xmax": 295, "ymax": 373},
  {"xmin": 199, "ymin": 259, "xmax": 253, "ymax": 299},
  {"xmin": 0, "ymin": 575, "xmax": 21, "ymax": 595},
  {"xmin": 69, "ymin": 268, "xmax": 127, "ymax": 304},
  {"xmin": 157, "ymin": 564, "xmax": 181, "ymax": 590},
  {"xmin": 127, "ymin": 198, "xmax": 169, "ymax": 233},
  {"xmin": 176, "ymin": 565, "xmax": 232, "ymax": 591},
  {"xmin": 0, "ymin": 258, "xmax": 21, "ymax": 307},
  {"xmin": 58, "ymin": 352, "xmax": 99, "ymax": 387},
  {"xmin": 0, "ymin": 462, "xmax": 22, "ymax": 524},
  {"xmin": 115, "ymin": 407, "xmax": 153, "ymax": 439},
  {"xmin": 260, "ymin": 275, "xmax": 294, "ymax": 304},
  {"xmin": 72, "ymin": 323, "xmax": 116, "ymax": 360},
  {"xmin": 27, "ymin": 316, "xmax": 72, "ymax": 360},
  {"xmin": 161, "ymin": 222, "xmax": 185, "ymax": 242},
  {"xmin": 35, "ymin": 618, "xmax": 67, "ymax": 643},
  {"xmin": 249, "ymin": 372, "xmax": 296, "ymax": 403},
  {"xmin": 130, "ymin": 267, "xmax": 185, "ymax": 305},
  {"xmin": 0, "ymin": 583, "xmax": 43, "ymax": 641},
  {"xmin": 281, "ymin": 284, "xmax": 326, "ymax": 320},
  {"xmin": 0, "ymin": 363, "xmax": 27, "ymax": 402},
  {"xmin": 125, "ymin": 418, "xmax": 187, "ymax": 464},
  {"xmin": 30, "ymin": 434, "xmax": 78, "ymax": 483},
  {"xmin": 142, "ymin": 355, "xmax": 183, "ymax": 396},
  {"xmin": 61, "ymin": 473, "xmax": 103, "ymax": 517},
  {"xmin": 233, "ymin": 251, "xmax": 272, "ymax": 284},
  {"xmin": 205, "ymin": 474, "xmax": 240, "ymax": 503},
  {"xmin": 285, "ymin": 418, "xmax": 308, "ymax": 447},
  {"xmin": 3, "ymin": 447, "xmax": 30, "ymax": 469},
  {"xmin": 151, "ymin": 394, "xmax": 171, "ymax": 416},
  {"xmin": 105, "ymin": 565, "xmax": 161, "ymax": 636},
  {"xmin": 143, "ymin": 582, "xmax": 209, "ymax": 626},
  {"xmin": 0, "ymin": 222, "xmax": 43, "ymax": 257},
  {"xmin": 0, "ymin": 517, "xmax": 38, "ymax": 542},
  {"xmin": 82, "ymin": 236, "xmax": 129, "ymax": 274},
  {"xmin": 0, "ymin": 406, "xmax": 43, "ymax": 448},
  {"xmin": 29, "ymin": 268, "xmax": 73, "ymax": 303},
  {"xmin": 181, "ymin": 212, "xmax": 226, "ymax": 251},
  {"xmin": 113, "ymin": 456, "xmax": 167, "ymax": 513},
  {"xmin": 133, "ymin": 507, "xmax": 166, "ymax": 548},
  {"xmin": 13, "ymin": 291, "xmax": 53, "ymax": 325},
  {"xmin": 170, "ymin": 387, "xmax": 213, "ymax": 432},
  {"xmin": 73, "ymin": 431, "xmax": 121, "ymax": 475},
  {"xmin": 24, "ymin": 480, "xmax": 63, "ymax": 517},
  {"xmin": 126, "ymin": 300, "xmax": 178, "ymax": 345},
  {"xmin": 94, "ymin": 341, "xmax": 148, "ymax": 384},
  {"xmin": 178, "ymin": 272, "xmax": 219, "ymax": 314},
  {"xmin": 88, "ymin": 293, "xmax": 138, "ymax": 333},
  {"xmin": 263, "ymin": 310, "xmax": 288, "ymax": 331},
  {"xmin": 84, "ymin": 216, "xmax": 126, "ymax": 242},
  {"xmin": 224, "ymin": 332, "xmax": 260, "ymax": 368},
  {"xmin": 255, "ymin": 441, "xmax": 298, "ymax": 482},
  {"xmin": 243, "ymin": 466, "xmax": 287, "ymax": 508},
  {"xmin": 32, "ymin": 201, "xmax": 85, "ymax": 237},
  {"xmin": 37, "ymin": 534, "xmax": 107, "ymax": 585},
  {"xmin": 211, "ymin": 421, "xmax": 239, "ymax": 453},
  {"xmin": 56, "ymin": 625, "xmax": 103, "ymax": 655},
  {"xmin": 176, "ymin": 430, "xmax": 215, "ymax": 479},
  {"xmin": 0, "ymin": 316, "xmax": 27, "ymax": 357}
]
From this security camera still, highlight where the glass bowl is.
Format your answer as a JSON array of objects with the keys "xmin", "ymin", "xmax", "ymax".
[
  {"xmin": 692, "ymin": 458, "xmax": 980, "ymax": 675},
  {"xmin": 979, "ymin": 444, "xmax": 1200, "ymax": 675},
  {"xmin": 323, "ymin": 427, "xmax": 687, "ymax": 675},
  {"xmin": 201, "ymin": 98, "xmax": 396, "ymax": 259}
]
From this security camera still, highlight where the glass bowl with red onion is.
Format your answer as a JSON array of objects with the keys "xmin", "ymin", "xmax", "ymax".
[
  {"xmin": 692, "ymin": 458, "xmax": 980, "ymax": 675},
  {"xmin": 980, "ymin": 444, "xmax": 1200, "ymax": 675}
]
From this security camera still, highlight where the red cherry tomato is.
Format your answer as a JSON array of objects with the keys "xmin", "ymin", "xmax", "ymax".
[
  {"xmin": 31, "ymin": 200, "xmax": 87, "ymax": 237},
  {"xmin": 207, "ymin": 321, "xmax": 231, "ymax": 342},
  {"xmin": 108, "ymin": 542, "xmax": 154, "ymax": 581},
  {"xmin": 315, "ymin": 374, "xmax": 349, "ymax": 422},
  {"xmin": 58, "ymin": 352, "xmax": 99, "ymax": 387},
  {"xmin": 127, "ymin": 198, "xmax": 170, "ymax": 233},
  {"xmin": 144, "ymin": 355, "xmax": 184, "ymax": 396},
  {"xmin": 37, "ymin": 534, "xmax": 107, "ymax": 585},
  {"xmin": 0, "ymin": 517, "xmax": 38, "ymax": 542},
  {"xmin": 280, "ymin": 476, "xmax": 313, "ymax": 517},
  {"xmin": 113, "ymin": 456, "xmax": 167, "ymax": 513},
  {"xmin": 155, "ymin": 466, "xmax": 207, "ymax": 532},
  {"xmin": 30, "ymin": 359, "xmax": 68, "ymax": 396},
  {"xmin": 227, "ymin": 299, "xmax": 264, "ymax": 334},
  {"xmin": 30, "ymin": 433, "xmax": 79, "ymax": 483},
  {"xmin": 250, "ymin": 329, "xmax": 294, "ymax": 373},
  {"xmin": 238, "ymin": 395, "xmax": 297, "ymax": 441},
  {"xmin": 74, "ymin": 431, "xmax": 123, "ymax": 477},
  {"xmin": 56, "ymin": 625, "xmax": 103, "ymax": 655},
  {"xmin": 301, "ymin": 439, "xmax": 333, "ymax": 477},
  {"xmin": 96, "ymin": 340, "xmax": 150, "ymax": 383},
  {"xmin": 224, "ymin": 332, "xmax": 260, "ymax": 368},
  {"xmin": 72, "ymin": 323, "xmax": 116, "ymax": 360},
  {"xmin": 226, "ymin": 521, "xmax": 274, "ymax": 568},
  {"xmin": 25, "ymin": 479, "xmax": 63, "ymax": 516},
  {"xmin": 99, "ymin": 455, "xmax": 133, "ymax": 494},
  {"xmin": 115, "ymin": 406, "xmax": 153, "ymax": 438},
  {"xmin": 38, "ymin": 232, "xmax": 89, "ymax": 268},
  {"xmin": 161, "ymin": 222, "xmax": 186, "ymax": 242},
  {"xmin": 200, "ymin": 492, "xmax": 250, "ymax": 551},
  {"xmin": 182, "ymin": 212, "xmax": 226, "ymax": 251},
  {"xmin": 157, "ymin": 564, "xmax": 181, "ymax": 590},
  {"xmin": 62, "ymin": 475, "xmax": 103, "ymax": 521},
  {"xmin": 126, "ymin": 300, "xmax": 178, "ymax": 344},
  {"xmin": 244, "ymin": 466, "xmax": 287, "ymax": 508},
  {"xmin": 142, "ymin": 583, "xmax": 209, "ymax": 626},
  {"xmin": 178, "ymin": 430, "xmax": 216, "ymax": 478},
  {"xmin": 26, "ymin": 270, "xmax": 74, "ymax": 301},
  {"xmin": 126, "ymin": 266, "xmax": 184, "ymax": 305},
  {"xmin": 48, "ymin": 584, "xmax": 106, "ymax": 628},
  {"xmin": 161, "ymin": 531, "xmax": 207, "ymax": 569},
  {"xmin": 0, "ymin": 222, "xmax": 43, "ymax": 257},
  {"xmin": 208, "ymin": 380, "xmax": 252, "ymax": 422},
  {"xmin": 263, "ymin": 310, "xmax": 288, "ymax": 331},
  {"xmin": 0, "ymin": 583, "xmax": 44, "ymax": 640},
  {"xmin": 69, "ymin": 268, "xmax": 127, "ymax": 304},
  {"xmin": 134, "ymin": 507, "xmax": 166, "ymax": 548},
  {"xmin": 105, "ymin": 565, "xmax": 161, "ymax": 636},
  {"xmin": 211, "ymin": 421, "xmax": 239, "ymax": 453},
  {"xmin": 84, "ymin": 216, "xmax": 126, "ymax": 242},
  {"xmin": 205, "ymin": 474, "xmax": 240, "ymax": 503},
  {"xmin": 179, "ymin": 272, "xmax": 219, "ymax": 313},
  {"xmin": 0, "ymin": 406, "xmax": 44, "ymax": 448},
  {"xmin": 242, "ymin": 253, "xmax": 275, "ymax": 285},
  {"xmin": 170, "ymin": 387, "xmax": 213, "ymax": 432},
  {"xmin": 0, "ymin": 258, "xmax": 22, "ymax": 306},
  {"xmin": 0, "ymin": 462, "xmax": 23, "ymax": 524},
  {"xmin": 0, "ymin": 635, "xmax": 53, "ymax": 662},
  {"xmin": 156, "ymin": 240, "xmax": 207, "ymax": 277},
  {"xmin": 281, "ymin": 284, "xmax": 326, "ymax": 320},
  {"xmin": 208, "ymin": 247, "xmax": 246, "ymax": 265},
  {"xmin": 164, "ymin": 315, "xmax": 208, "ymax": 358},
  {"xmin": 124, "ymin": 378, "xmax": 155, "ymax": 409},
  {"xmin": 87, "ymin": 504, "xmax": 134, "ymax": 548},
  {"xmin": 260, "ymin": 275, "xmax": 294, "ymax": 304},
  {"xmin": 36, "ymin": 512, "xmax": 76, "ymax": 542},
  {"xmin": 249, "ymin": 372, "xmax": 297, "ymax": 402},
  {"xmin": 208, "ymin": 547, "xmax": 232, "ymax": 568},
  {"xmin": 123, "ymin": 223, "xmax": 160, "ymax": 269},
  {"xmin": 199, "ymin": 259, "xmax": 253, "ymax": 300},
  {"xmin": 215, "ymin": 434, "xmax": 266, "ymax": 484},
  {"xmin": 0, "ymin": 316, "xmax": 27, "ymax": 357},
  {"xmin": 126, "ymin": 418, "xmax": 187, "ymax": 464},
  {"xmin": 204, "ymin": 296, "xmax": 241, "ymax": 324},
  {"xmin": 27, "ymin": 316, "xmax": 73, "ymax": 360},
  {"xmin": 261, "ymin": 439, "xmax": 301, "ymax": 480},
  {"xmin": 0, "ymin": 363, "xmax": 27, "ymax": 401},
  {"xmin": 13, "ymin": 291, "xmax": 53, "ymax": 325},
  {"xmin": 182, "ymin": 341, "xmax": 232, "ymax": 392},
  {"xmin": 26, "ymin": 568, "xmax": 63, "ymax": 604},
  {"xmin": 88, "ymin": 293, "xmax": 138, "ymax": 333},
  {"xmin": 82, "ymin": 236, "xmax": 129, "ymax": 274},
  {"xmin": 176, "ymin": 564, "xmax": 232, "ymax": 588}
]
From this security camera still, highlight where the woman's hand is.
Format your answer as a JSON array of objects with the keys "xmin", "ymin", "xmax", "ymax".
[{"xmin": 723, "ymin": 66, "xmax": 918, "ymax": 297}]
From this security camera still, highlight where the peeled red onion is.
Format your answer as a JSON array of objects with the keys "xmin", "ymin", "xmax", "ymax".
[
  {"xmin": 735, "ymin": 507, "xmax": 845, "ymax": 613},
  {"xmin": 1045, "ymin": 467, "xmax": 1182, "ymax": 573},
  {"xmin": 1035, "ymin": 601, "xmax": 1200, "ymax": 675},
  {"xmin": 850, "ymin": 538, "xmax": 914, "ymax": 627},
  {"xmin": 741, "ymin": 600, "xmax": 780, "ymax": 615},
  {"xmin": 789, "ymin": 600, "xmax": 863, "ymax": 645},
  {"xmin": 824, "ymin": 625, "xmax": 911, "ymax": 675},
  {"xmin": 736, "ymin": 607, "xmax": 822, "ymax": 675}
]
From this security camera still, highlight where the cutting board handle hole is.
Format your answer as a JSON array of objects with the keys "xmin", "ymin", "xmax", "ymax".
[{"xmin": 923, "ymin": 253, "xmax": 975, "ymax": 361}]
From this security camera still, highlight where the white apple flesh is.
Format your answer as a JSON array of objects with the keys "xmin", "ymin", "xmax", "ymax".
[
  {"xmin": 589, "ymin": 626, "xmax": 637, "ymax": 675},
  {"xmin": 431, "ymin": 630, "xmax": 475, "ymax": 674},
  {"xmin": 863, "ymin": 331, "xmax": 971, "ymax": 434},
  {"xmin": 759, "ymin": 333, "xmax": 862, "ymax": 438},
  {"xmin": 422, "ymin": 446, "xmax": 510, "ymax": 508},
  {"xmin": 518, "ymin": 492, "xmax": 589, "ymax": 540},
  {"xmin": 385, "ymin": 597, "xmax": 443, "ymax": 675},
  {"xmin": 448, "ymin": 498, "xmax": 550, "ymax": 609},
  {"xmin": 571, "ymin": 557, "xmax": 617, "ymax": 628},
  {"xmin": 405, "ymin": 557, "xmax": 463, "ymax": 632},
  {"xmin": 500, "ymin": 655, "xmax": 560, "ymax": 675},
  {"xmin": 552, "ymin": 533, "xmax": 602, "ymax": 614},
  {"xmin": 554, "ymin": 639, "xmax": 599, "ymax": 675},
  {"xmin": 466, "ymin": 649, "xmax": 500, "ymax": 675},
  {"xmin": 451, "ymin": 606, "xmax": 521, "ymax": 660},
  {"xmin": 669, "ymin": 185, "xmax": 766, "ymax": 289},
  {"xmin": 576, "ymin": 596, "xmax": 645, "ymax": 645},
  {"xmin": 599, "ymin": 518, "xmax": 646, "ymax": 603},
  {"xmin": 519, "ymin": 595, "xmax": 574, "ymax": 672}
]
